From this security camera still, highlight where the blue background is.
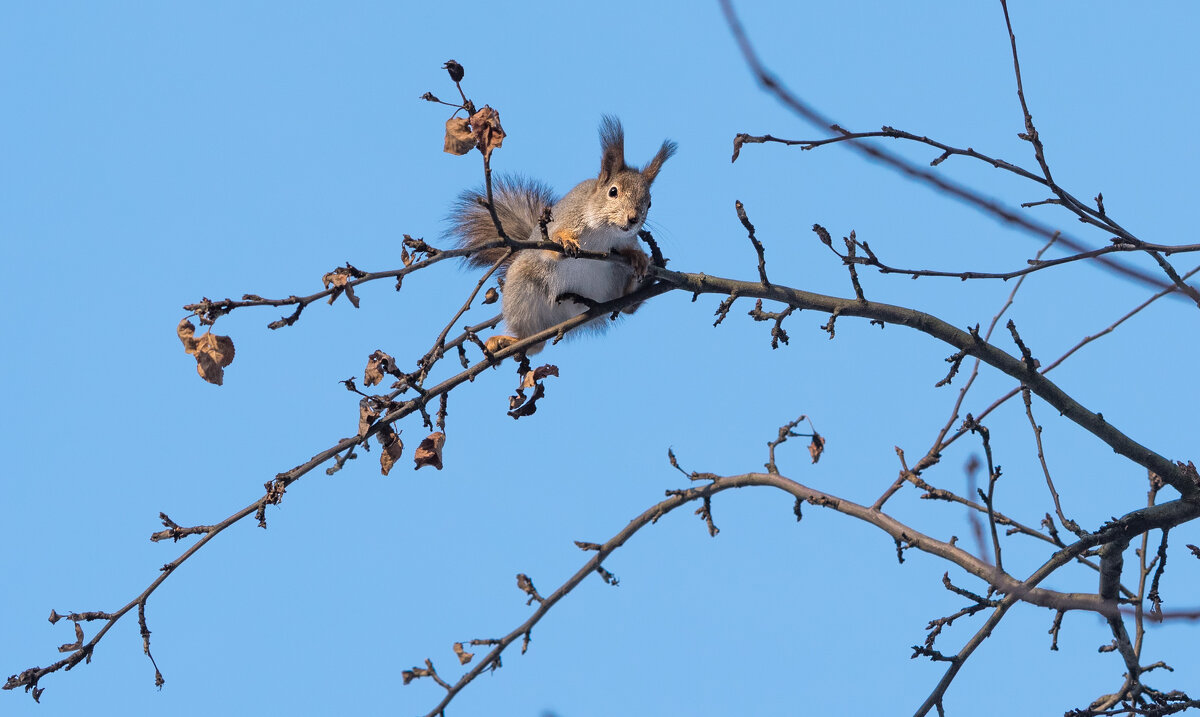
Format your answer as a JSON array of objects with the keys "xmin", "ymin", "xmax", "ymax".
[{"xmin": 3, "ymin": 2, "xmax": 1198, "ymax": 715}]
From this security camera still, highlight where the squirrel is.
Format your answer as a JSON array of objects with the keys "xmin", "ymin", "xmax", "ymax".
[{"xmin": 449, "ymin": 116, "xmax": 676, "ymax": 354}]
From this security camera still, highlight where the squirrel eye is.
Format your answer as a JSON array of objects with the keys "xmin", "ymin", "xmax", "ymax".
[{"xmin": 608, "ymin": 186, "xmax": 619, "ymax": 198}]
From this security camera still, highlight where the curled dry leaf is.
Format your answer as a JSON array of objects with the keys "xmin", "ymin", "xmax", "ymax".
[
  {"xmin": 444, "ymin": 117, "xmax": 474, "ymax": 156},
  {"xmin": 177, "ymin": 318, "xmax": 235, "ymax": 385},
  {"xmin": 58, "ymin": 622, "xmax": 84, "ymax": 653},
  {"xmin": 321, "ymin": 267, "xmax": 362, "ymax": 308},
  {"xmin": 322, "ymin": 271, "xmax": 348, "ymax": 290},
  {"xmin": 414, "ymin": 431, "xmax": 446, "ymax": 471},
  {"xmin": 378, "ymin": 426, "xmax": 404, "ymax": 476},
  {"xmin": 453, "ymin": 642, "xmax": 474, "ymax": 665},
  {"xmin": 809, "ymin": 432, "xmax": 826, "ymax": 464},
  {"xmin": 469, "ymin": 105, "xmax": 505, "ymax": 161},
  {"xmin": 507, "ymin": 382, "xmax": 544, "ymax": 419},
  {"xmin": 483, "ymin": 287, "xmax": 499, "ymax": 304},
  {"xmin": 358, "ymin": 398, "xmax": 380, "ymax": 438},
  {"xmin": 364, "ymin": 349, "xmax": 397, "ymax": 387},
  {"xmin": 521, "ymin": 364, "xmax": 559, "ymax": 389},
  {"xmin": 443, "ymin": 106, "xmax": 505, "ymax": 160}
]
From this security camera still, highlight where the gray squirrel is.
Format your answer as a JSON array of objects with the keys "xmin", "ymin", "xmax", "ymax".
[{"xmin": 449, "ymin": 116, "xmax": 676, "ymax": 353}]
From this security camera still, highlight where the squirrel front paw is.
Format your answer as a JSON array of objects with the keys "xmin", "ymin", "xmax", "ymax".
[
  {"xmin": 615, "ymin": 246, "xmax": 650, "ymax": 279},
  {"xmin": 552, "ymin": 228, "xmax": 582, "ymax": 257},
  {"xmin": 484, "ymin": 335, "xmax": 520, "ymax": 354}
]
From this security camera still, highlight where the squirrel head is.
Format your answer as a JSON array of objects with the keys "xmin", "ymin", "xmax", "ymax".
[{"xmin": 585, "ymin": 116, "xmax": 677, "ymax": 235}]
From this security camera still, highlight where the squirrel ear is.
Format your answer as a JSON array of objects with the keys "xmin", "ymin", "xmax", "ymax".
[
  {"xmin": 641, "ymin": 139, "xmax": 678, "ymax": 185},
  {"xmin": 598, "ymin": 115, "xmax": 626, "ymax": 184}
]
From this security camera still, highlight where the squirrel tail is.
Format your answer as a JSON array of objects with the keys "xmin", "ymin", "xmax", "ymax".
[{"xmin": 446, "ymin": 175, "xmax": 557, "ymax": 269}]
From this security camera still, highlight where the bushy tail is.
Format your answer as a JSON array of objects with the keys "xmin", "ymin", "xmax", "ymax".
[{"xmin": 446, "ymin": 176, "xmax": 557, "ymax": 269}]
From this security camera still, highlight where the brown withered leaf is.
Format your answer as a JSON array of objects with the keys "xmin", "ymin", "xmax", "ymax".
[
  {"xmin": 177, "ymin": 318, "xmax": 235, "ymax": 385},
  {"xmin": 809, "ymin": 432, "xmax": 826, "ymax": 464},
  {"xmin": 321, "ymin": 268, "xmax": 362, "ymax": 308},
  {"xmin": 444, "ymin": 117, "xmax": 474, "ymax": 155},
  {"xmin": 378, "ymin": 427, "xmax": 403, "ymax": 476},
  {"xmin": 483, "ymin": 287, "xmax": 499, "ymax": 304},
  {"xmin": 177, "ymin": 318, "xmax": 198, "ymax": 351},
  {"xmin": 359, "ymin": 398, "xmax": 380, "ymax": 438},
  {"xmin": 521, "ymin": 364, "xmax": 559, "ymax": 389},
  {"xmin": 453, "ymin": 642, "xmax": 474, "ymax": 665},
  {"xmin": 414, "ymin": 431, "xmax": 445, "ymax": 471},
  {"xmin": 59, "ymin": 622, "xmax": 84, "ymax": 653},
  {"xmin": 469, "ymin": 106, "xmax": 505, "ymax": 161},
  {"xmin": 507, "ymin": 382, "xmax": 545, "ymax": 419},
  {"xmin": 364, "ymin": 350, "xmax": 397, "ymax": 387}
]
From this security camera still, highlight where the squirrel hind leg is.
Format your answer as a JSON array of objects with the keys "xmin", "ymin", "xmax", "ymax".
[{"xmin": 501, "ymin": 256, "xmax": 559, "ymax": 344}]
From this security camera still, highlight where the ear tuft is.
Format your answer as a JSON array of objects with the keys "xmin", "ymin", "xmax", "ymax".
[
  {"xmin": 642, "ymin": 139, "xmax": 678, "ymax": 185},
  {"xmin": 598, "ymin": 115, "xmax": 626, "ymax": 184}
]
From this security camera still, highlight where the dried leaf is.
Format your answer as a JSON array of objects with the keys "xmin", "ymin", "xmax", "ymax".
[
  {"xmin": 322, "ymin": 267, "xmax": 362, "ymax": 308},
  {"xmin": 469, "ymin": 105, "xmax": 505, "ymax": 161},
  {"xmin": 364, "ymin": 350, "xmax": 396, "ymax": 387},
  {"xmin": 358, "ymin": 398, "xmax": 380, "ymax": 438},
  {"xmin": 322, "ymin": 272, "xmax": 348, "ymax": 289},
  {"xmin": 414, "ymin": 432, "xmax": 445, "ymax": 471},
  {"xmin": 59, "ymin": 622, "xmax": 84, "ymax": 652},
  {"xmin": 177, "ymin": 317, "xmax": 197, "ymax": 351},
  {"xmin": 521, "ymin": 364, "xmax": 559, "ymax": 389},
  {"xmin": 507, "ymin": 382, "xmax": 545, "ymax": 419},
  {"xmin": 177, "ymin": 318, "xmax": 235, "ymax": 385},
  {"xmin": 453, "ymin": 642, "xmax": 474, "ymax": 665},
  {"xmin": 809, "ymin": 432, "xmax": 826, "ymax": 464},
  {"xmin": 483, "ymin": 287, "xmax": 499, "ymax": 304},
  {"xmin": 378, "ymin": 427, "xmax": 404, "ymax": 476},
  {"xmin": 444, "ymin": 117, "xmax": 474, "ymax": 155}
]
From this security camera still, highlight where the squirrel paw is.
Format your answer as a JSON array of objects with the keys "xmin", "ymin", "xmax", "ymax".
[
  {"xmin": 616, "ymin": 246, "xmax": 650, "ymax": 279},
  {"xmin": 552, "ymin": 228, "xmax": 582, "ymax": 257},
  {"xmin": 484, "ymin": 335, "xmax": 519, "ymax": 354}
]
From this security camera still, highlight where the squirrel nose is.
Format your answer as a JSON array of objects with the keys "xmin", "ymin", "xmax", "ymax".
[{"xmin": 626, "ymin": 211, "xmax": 638, "ymax": 226}]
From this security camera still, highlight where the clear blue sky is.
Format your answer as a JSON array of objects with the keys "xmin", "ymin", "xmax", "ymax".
[{"xmin": 3, "ymin": 3, "xmax": 1198, "ymax": 716}]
